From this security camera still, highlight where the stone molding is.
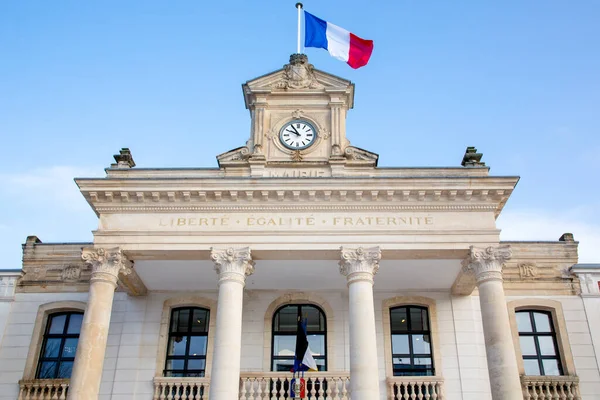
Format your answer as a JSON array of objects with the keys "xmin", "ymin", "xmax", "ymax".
[
  {"xmin": 210, "ymin": 247, "xmax": 255, "ymax": 286},
  {"xmin": 154, "ymin": 295, "xmax": 217, "ymax": 378},
  {"xmin": 339, "ymin": 246, "xmax": 381, "ymax": 285},
  {"xmin": 381, "ymin": 296, "xmax": 443, "ymax": 381},
  {"xmin": 22, "ymin": 301, "xmax": 87, "ymax": 380},
  {"xmin": 262, "ymin": 292, "xmax": 335, "ymax": 371},
  {"xmin": 462, "ymin": 245, "xmax": 512, "ymax": 284},
  {"xmin": 506, "ymin": 298, "xmax": 576, "ymax": 377},
  {"xmin": 0, "ymin": 272, "xmax": 22, "ymax": 300},
  {"xmin": 82, "ymin": 247, "xmax": 132, "ymax": 286}
]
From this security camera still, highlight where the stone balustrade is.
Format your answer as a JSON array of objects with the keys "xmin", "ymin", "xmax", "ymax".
[
  {"xmin": 239, "ymin": 372, "xmax": 351, "ymax": 400},
  {"xmin": 386, "ymin": 376, "xmax": 445, "ymax": 400},
  {"xmin": 153, "ymin": 377, "xmax": 211, "ymax": 400},
  {"xmin": 521, "ymin": 375, "xmax": 581, "ymax": 400},
  {"xmin": 18, "ymin": 379, "xmax": 69, "ymax": 400}
]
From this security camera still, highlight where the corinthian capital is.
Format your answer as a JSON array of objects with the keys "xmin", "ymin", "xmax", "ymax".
[
  {"xmin": 339, "ymin": 246, "xmax": 381, "ymax": 285},
  {"xmin": 211, "ymin": 247, "xmax": 255, "ymax": 286},
  {"xmin": 82, "ymin": 247, "xmax": 132, "ymax": 285},
  {"xmin": 462, "ymin": 245, "xmax": 512, "ymax": 284}
]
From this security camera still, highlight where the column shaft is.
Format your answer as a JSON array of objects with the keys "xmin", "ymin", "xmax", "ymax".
[
  {"xmin": 209, "ymin": 247, "xmax": 254, "ymax": 400},
  {"xmin": 464, "ymin": 246, "xmax": 522, "ymax": 400},
  {"xmin": 340, "ymin": 246, "xmax": 381, "ymax": 400},
  {"xmin": 68, "ymin": 248, "xmax": 131, "ymax": 400}
]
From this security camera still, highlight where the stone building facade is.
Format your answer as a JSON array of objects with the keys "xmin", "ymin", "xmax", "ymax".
[{"xmin": 0, "ymin": 55, "xmax": 599, "ymax": 400}]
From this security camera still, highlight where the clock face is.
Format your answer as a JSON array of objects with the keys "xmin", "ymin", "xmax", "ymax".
[{"xmin": 279, "ymin": 120, "xmax": 317, "ymax": 150}]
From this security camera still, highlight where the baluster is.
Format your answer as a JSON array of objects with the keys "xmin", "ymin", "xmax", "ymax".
[
  {"xmin": 431, "ymin": 382, "xmax": 438, "ymax": 400},
  {"xmin": 25, "ymin": 385, "xmax": 34, "ymax": 400},
  {"xmin": 386, "ymin": 381, "xmax": 394, "ymax": 400},
  {"xmin": 239, "ymin": 377, "xmax": 247, "ymax": 400},
  {"xmin": 416, "ymin": 382, "xmax": 423, "ymax": 400},
  {"xmin": 324, "ymin": 377, "xmax": 332, "ymax": 400},
  {"xmin": 257, "ymin": 377, "xmax": 265, "ymax": 400},
  {"xmin": 531, "ymin": 382, "xmax": 539, "ymax": 400},
  {"xmin": 276, "ymin": 378, "xmax": 285, "ymax": 399},
  {"xmin": 538, "ymin": 382, "xmax": 547, "ymax": 400},
  {"xmin": 340, "ymin": 377, "xmax": 348, "ymax": 400},
  {"xmin": 317, "ymin": 377, "xmax": 324, "ymax": 400},
  {"xmin": 269, "ymin": 378, "xmax": 277, "ymax": 400},
  {"xmin": 424, "ymin": 382, "xmax": 431, "ymax": 400},
  {"xmin": 402, "ymin": 381, "xmax": 410, "ymax": 400},
  {"xmin": 50, "ymin": 383, "xmax": 58, "ymax": 400},
  {"xmin": 165, "ymin": 382, "xmax": 174, "ymax": 400},
  {"xmin": 32, "ymin": 383, "xmax": 40, "ymax": 400},
  {"xmin": 551, "ymin": 383, "xmax": 559, "ymax": 400},
  {"xmin": 159, "ymin": 382, "xmax": 167, "ymax": 400}
]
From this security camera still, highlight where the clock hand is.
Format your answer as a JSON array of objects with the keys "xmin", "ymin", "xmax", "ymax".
[{"xmin": 290, "ymin": 125, "xmax": 301, "ymax": 136}]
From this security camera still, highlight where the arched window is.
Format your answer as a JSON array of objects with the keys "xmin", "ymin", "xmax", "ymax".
[
  {"xmin": 271, "ymin": 304, "xmax": 327, "ymax": 371},
  {"xmin": 389, "ymin": 306, "xmax": 434, "ymax": 376},
  {"xmin": 516, "ymin": 310, "xmax": 563, "ymax": 376},
  {"xmin": 36, "ymin": 312, "xmax": 83, "ymax": 379},
  {"xmin": 164, "ymin": 307, "xmax": 210, "ymax": 377}
]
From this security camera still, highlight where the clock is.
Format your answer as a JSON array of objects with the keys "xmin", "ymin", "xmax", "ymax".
[{"xmin": 279, "ymin": 120, "xmax": 317, "ymax": 150}]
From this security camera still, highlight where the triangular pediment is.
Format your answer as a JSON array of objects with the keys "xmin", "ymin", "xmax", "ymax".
[{"xmin": 243, "ymin": 54, "xmax": 354, "ymax": 109}]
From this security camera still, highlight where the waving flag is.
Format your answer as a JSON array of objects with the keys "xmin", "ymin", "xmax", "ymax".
[
  {"xmin": 304, "ymin": 11, "xmax": 374, "ymax": 69},
  {"xmin": 293, "ymin": 317, "xmax": 318, "ymax": 372}
]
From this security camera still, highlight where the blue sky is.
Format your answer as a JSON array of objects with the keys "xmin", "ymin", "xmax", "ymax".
[{"xmin": 1, "ymin": 1, "xmax": 598, "ymax": 269}]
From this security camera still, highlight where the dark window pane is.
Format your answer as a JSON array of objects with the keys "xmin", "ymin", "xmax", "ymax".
[
  {"xmin": 538, "ymin": 336, "xmax": 556, "ymax": 356},
  {"xmin": 38, "ymin": 362, "xmax": 57, "ymax": 379},
  {"xmin": 542, "ymin": 359, "xmax": 561, "ymax": 376},
  {"xmin": 390, "ymin": 308, "xmax": 408, "ymax": 332},
  {"xmin": 175, "ymin": 309, "xmax": 190, "ymax": 332},
  {"xmin": 412, "ymin": 334, "xmax": 431, "ymax": 354},
  {"xmin": 44, "ymin": 338, "xmax": 62, "ymax": 358},
  {"xmin": 67, "ymin": 314, "xmax": 83, "ymax": 334},
  {"xmin": 534, "ymin": 313, "xmax": 552, "ymax": 333},
  {"xmin": 276, "ymin": 306, "xmax": 298, "ymax": 332},
  {"xmin": 62, "ymin": 338, "xmax": 78, "ymax": 358},
  {"xmin": 57, "ymin": 362, "xmax": 73, "ymax": 378},
  {"xmin": 49, "ymin": 315, "xmax": 67, "ymax": 334},
  {"xmin": 189, "ymin": 336, "xmax": 207, "ymax": 356},
  {"xmin": 307, "ymin": 335, "xmax": 325, "ymax": 356},
  {"xmin": 272, "ymin": 358, "xmax": 294, "ymax": 372},
  {"xmin": 410, "ymin": 308, "xmax": 428, "ymax": 331},
  {"xmin": 516, "ymin": 312, "xmax": 533, "ymax": 333},
  {"xmin": 168, "ymin": 336, "xmax": 188, "ymax": 356},
  {"xmin": 273, "ymin": 335, "xmax": 296, "ymax": 356},
  {"xmin": 414, "ymin": 357, "xmax": 432, "ymax": 368},
  {"xmin": 191, "ymin": 309, "xmax": 209, "ymax": 333},
  {"xmin": 166, "ymin": 359, "xmax": 185, "ymax": 370},
  {"xmin": 315, "ymin": 358, "xmax": 326, "ymax": 371},
  {"xmin": 165, "ymin": 371, "xmax": 184, "ymax": 377},
  {"xmin": 392, "ymin": 335, "xmax": 409, "ymax": 354},
  {"xmin": 523, "ymin": 359, "xmax": 541, "ymax": 375},
  {"xmin": 393, "ymin": 357, "xmax": 411, "ymax": 369},
  {"xmin": 519, "ymin": 336, "xmax": 537, "ymax": 356},
  {"xmin": 304, "ymin": 306, "xmax": 322, "ymax": 331},
  {"xmin": 187, "ymin": 359, "xmax": 206, "ymax": 371}
]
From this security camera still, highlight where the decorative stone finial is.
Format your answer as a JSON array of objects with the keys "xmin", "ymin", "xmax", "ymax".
[
  {"xmin": 559, "ymin": 233, "xmax": 575, "ymax": 242},
  {"xmin": 82, "ymin": 247, "xmax": 132, "ymax": 285},
  {"xmin": 461, "ymin": 146, "xmax": 485, "ymax": 167},
  {"xmin": 274, "ymin": 54, "xmax": 323, "ymax": 90},
  {"xmin": 339, "ymin": 246, "xmax": 381, "ymax": 285},
  {"xmin": 211, "ymin": 247, "xmax": 255, "ymax": 286},
  {"xmin": 462, "ymin": 245, "xmax": 512, "ymax": 284},
  {"xmin": 112, "ymin": 148, "xmax": 136, "ymax": 169}
]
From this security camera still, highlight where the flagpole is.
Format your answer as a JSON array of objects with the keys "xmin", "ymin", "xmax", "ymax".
[{"xmin": 296, "ymin": 2, "xmax": 303, "ymax": 54}]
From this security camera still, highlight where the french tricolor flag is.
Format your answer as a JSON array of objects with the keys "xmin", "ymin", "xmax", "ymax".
[{"xmin": 304, "ymin": 11, "xmax": 374, "ymax": 69}]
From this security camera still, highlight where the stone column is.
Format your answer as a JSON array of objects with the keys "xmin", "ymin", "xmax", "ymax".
[
  {"xmin": 209, "ymin": 247, "xmax": 255, "ymax": 400},
  {"xmin": 68, "ymin": 248, "xmax": 131, "ymax": 400},
  {"xmin": 463, "ymin": 245, "xmax": 522, "ymax": 400},
  {"xmin": 339, "ymin": 246, "xmax": 381, "ymax": 400}
]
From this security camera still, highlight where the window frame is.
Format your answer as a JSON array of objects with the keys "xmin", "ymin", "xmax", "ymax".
[
  {"xmin": 389, "ymin": 305, "xmax": 435, "ymax": 377},
  {"xmin": 507, "ymin": 299, "xmax": 577, "ymax": 377},
  {"xmin": 270, "ymin": 304, "xmax": 328, "ymax": 372},
  {"xmin": 35, "ymin": 312, "xmax": 83, "ymax": 379},
  {"xmin": 163, "ymin": 306, "xmax": 211, "ymax": 377},
  {"xmin": 516, "ymin": 310, "xmax": 563, "ymax": 376}
]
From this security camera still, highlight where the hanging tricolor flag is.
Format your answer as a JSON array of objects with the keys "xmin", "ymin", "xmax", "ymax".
[
  {"xmin": 293, "ymin": 317, "xmax": 318, "ymax": 373},
  {"xmin": 304, "ymin": 11, "xmax": 374, "ymax": 69}
]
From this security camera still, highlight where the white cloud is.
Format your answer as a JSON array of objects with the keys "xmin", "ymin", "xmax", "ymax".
[
  {"xmin": 498, "ymin": 209, "xmax": 600, "ymax": 263},
  {"xmin": 0, "ymin": 166, "xmax": 103, "ymax": 209}
]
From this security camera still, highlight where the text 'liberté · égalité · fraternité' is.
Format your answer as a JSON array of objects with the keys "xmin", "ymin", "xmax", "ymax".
[{"xmin": 158, "ymin": 215, "xmax": 434, "ymax": 228}]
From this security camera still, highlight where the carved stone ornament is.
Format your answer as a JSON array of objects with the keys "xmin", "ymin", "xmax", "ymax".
[
  {"xmin": 292, "ymin": 109, "xmax": 304, "ymax": 118},
  {"xmin": 211, "ymin": 247, "xmax": 255, "ymax": 286},
  {"xmin": 518, "ymin": 262, "xmax": 538, "ymax": 280},
  {"xmin": 216, "ymin": 146, "xmax": 251, "ymax": 165},
  {"xmin": 82, "ymin": 247, "xmax": 132, "ymax": 284},
  {"xmin": 274, "ymin": 54, "xmax": 323, "ymax": 90},
  {"xmin": 462, "ymin": 245, "xmax": 512, "ymax": 284},
  {"xmin": 61, "ymin": 265, "xmax": 81, "ymax": 282},
  {"xmin": 344, "ymin": 146, "xmax": 379, "ymax": 164},
  {"xmin": 291, "ymin": 150, "xmax": 303, "ymax": 162},
  {"xmin": 339, "ymin": 246, "xmax": 381, "ymax": 285}
]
